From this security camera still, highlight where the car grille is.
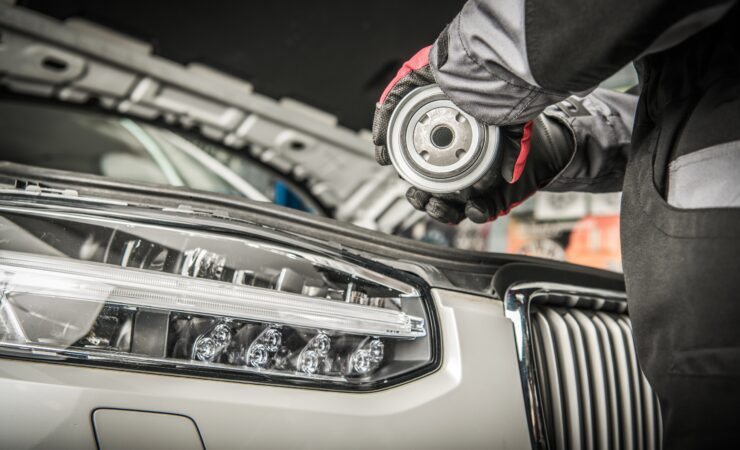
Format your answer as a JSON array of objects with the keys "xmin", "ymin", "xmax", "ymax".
[
  {"xmin": 531, "ymin": 306, "xmax": 662, "ymax": 450},
  {"xmin": 505, "ymin": 283, "xmax": 662, "ymax": 450}
]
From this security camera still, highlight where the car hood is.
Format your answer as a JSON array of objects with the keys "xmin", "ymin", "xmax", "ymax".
[
  {"xmin": 17, "ymin": 0, "xmax": 465, "ymax": 132},
  {"xmin": 1, "ymin": 2, "xmax": 435, "ymax": 228},
  {"xmin": 0, "ymin": 2, "xmax": 625, "ymax": 293}
]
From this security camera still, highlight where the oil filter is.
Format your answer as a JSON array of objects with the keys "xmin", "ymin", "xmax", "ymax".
[{"xmin": 386, "ymin": 85, "xmax": 500, "ymax": 194}]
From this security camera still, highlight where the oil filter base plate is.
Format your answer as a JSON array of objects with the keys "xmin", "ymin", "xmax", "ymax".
[{"xmin": 386, "ymin": 85, "xmax": 500, "ymax": 194}]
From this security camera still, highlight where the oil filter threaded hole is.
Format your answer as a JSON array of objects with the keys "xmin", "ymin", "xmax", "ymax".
[{"xmin": 431, "ymin": 125, "xmax": 454, "ymax": 148}]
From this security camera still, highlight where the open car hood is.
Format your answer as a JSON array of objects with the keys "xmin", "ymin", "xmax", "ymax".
[
  {"xmin": 0, "ymin": 2, "xmax": 626, "ymax": 287},
  {"xmin": 0, "ymin": 2, "xmax": 453, "ymax": 230},
  {"xmin": 16, "ymin": 0, "xmax": 466, "ymax": 132}
]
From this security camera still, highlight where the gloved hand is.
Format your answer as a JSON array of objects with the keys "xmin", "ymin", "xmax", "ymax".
[
  {"xmin": 373, "ymin": 46, "xmax": 575, "ymax": 224},
  {"xmin": 408, "ymin": 114, "xmax": 576, "ymax": 224},
  {"xmin": 372, "ymin": 46, "xmax": 435, "ymax": 167}
]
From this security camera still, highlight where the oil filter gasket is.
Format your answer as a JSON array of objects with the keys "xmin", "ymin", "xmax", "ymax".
[{"xmin": 386, "ymin": 85, "xmax": 500, "ymax": 194}]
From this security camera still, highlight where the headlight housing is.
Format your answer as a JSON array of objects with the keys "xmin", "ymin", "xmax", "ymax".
[{"xmin": 0, "ymin": 203, "xmax": 439, "ymax": 390}]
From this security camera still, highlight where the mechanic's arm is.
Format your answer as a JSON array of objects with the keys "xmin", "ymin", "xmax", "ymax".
[
  {"xmin": 445, "ymin": 89, "xmax": 638, "ymax": 223},
  {"xmin": 374, "ymin": 0, "xmax": 733, "ymax": 223},
  {"xmin": 431, "ymin": 0, "xmax": 732, "ymax": 125},
  {"xmin": 541, "ymin": 88, "xmax": 637, "ymax": 194},
  {"xmin": 430, "ymin": 0, "xmax": 730, "ymax": 193}
]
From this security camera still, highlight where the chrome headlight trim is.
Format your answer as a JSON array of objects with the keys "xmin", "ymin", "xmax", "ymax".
[{"xmin": 0, "ymin": 199, "xmax": 442, "ymax": 392}]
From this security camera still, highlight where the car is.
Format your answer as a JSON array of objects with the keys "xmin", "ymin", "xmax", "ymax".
[{"xmin": 0, "ymin": 3, "xmax": 660, "ymax": 449}]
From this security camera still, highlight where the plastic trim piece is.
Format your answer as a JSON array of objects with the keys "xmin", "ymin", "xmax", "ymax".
[{"xmin": 0, "ymin": 3, "xmax": 378, "ymax": 211}]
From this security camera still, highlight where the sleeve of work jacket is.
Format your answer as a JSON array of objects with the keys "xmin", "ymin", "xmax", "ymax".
[
  {"xmin": 543, "ymin": 88, "xmax": 637, "ymax": 193},
  {"xmin": 429, "ymin": 0, "xmax": 735, "ymax": 127}
]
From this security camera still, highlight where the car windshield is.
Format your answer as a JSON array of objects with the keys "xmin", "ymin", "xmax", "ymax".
[{"xmin": 0, "ymin": 100, "xmax": 314, "ymax": 211}]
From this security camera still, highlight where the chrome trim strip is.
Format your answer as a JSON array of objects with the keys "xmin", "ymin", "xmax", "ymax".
[
  {"xmin": 503, "ymin": 282, "xmax": 628, "ymax": 450},
  {"xmin": 0, "ymin": 202, "xmax": 417, "ymax": 296},
  {"xmin": 155, "ymin": 127, "xmax": 270, "ymax": 202},
  {"xmin": 0, "ymin": 250, "xmax": 427, "ymax": 338}
]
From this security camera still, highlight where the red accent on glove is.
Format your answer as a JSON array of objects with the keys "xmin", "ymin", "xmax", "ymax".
[
  {"xmin": 510, "ymin": 120, "xmax": 533, "ymax": 183},
  {"xmin": 379, "ymin": 45, "xmax": 433, "ymax": 104}
]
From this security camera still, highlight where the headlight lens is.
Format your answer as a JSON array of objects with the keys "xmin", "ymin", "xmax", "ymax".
[{"xmin": 0, "ymin": 206, "xmax": 438, "ymax": 390}]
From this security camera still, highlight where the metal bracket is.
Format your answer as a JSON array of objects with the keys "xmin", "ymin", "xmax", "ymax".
[{"xmin": 0, "ymin": 3, "xmax": 384, "ymax": 211}]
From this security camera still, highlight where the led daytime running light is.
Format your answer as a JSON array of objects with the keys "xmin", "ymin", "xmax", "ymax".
[{"xmin": 0, "ymin": 251, "xmax": 426, "ymax": 338}]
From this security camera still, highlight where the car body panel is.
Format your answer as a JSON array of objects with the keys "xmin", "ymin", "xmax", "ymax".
[
  {"xmin": 0, "ymin": 290, "xmax": 531, "ymax": 450},
  {"xmin": 0, "ymin": 4, "xmax": 646, "ymax": 449}
]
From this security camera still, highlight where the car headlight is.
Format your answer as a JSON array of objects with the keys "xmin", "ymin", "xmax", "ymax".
[{"xmin": 0, "ymin": 205, "xmax": 438, "ymax": 390}]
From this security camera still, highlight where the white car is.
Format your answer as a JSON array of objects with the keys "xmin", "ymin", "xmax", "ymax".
[{"xmin": 0, "ymin": 4, "xmax": 660, "ymax": 449}]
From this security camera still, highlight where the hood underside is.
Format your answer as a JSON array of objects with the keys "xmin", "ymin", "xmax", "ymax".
[
  {"xmin": 0, "ymin": 2, "xmax": 628, "ymax": 279},
  {"xmin": 0, "ymin": 2, "xmax": 448, "ymax": 228},
  {"xmin": 18, "ymin": 0, "xmax": 466, "ymax": 131}
]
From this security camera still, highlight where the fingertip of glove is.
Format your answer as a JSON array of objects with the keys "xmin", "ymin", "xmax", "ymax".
[
  {"xmin": 465, "ymin": 201, "xmax": 491, "ymax": 224},
  {"xmin": 375, "ymin": 145, "xmax": 392, "ymax": 166},
  {"xmin": 426, "ymin": 197, "xmax": 464, "ymax": 224},
  {"xmin": 406, "ymin": 186, "xmax": 431, "ymax": 210}
]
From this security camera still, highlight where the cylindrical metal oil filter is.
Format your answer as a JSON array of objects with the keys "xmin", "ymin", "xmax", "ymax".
[{"xmin": 386, "ymin": 85, "xmax": 500, "ymax": 194}]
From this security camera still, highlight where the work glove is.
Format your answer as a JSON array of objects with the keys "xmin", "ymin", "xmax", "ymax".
[
  {"xmin": 372, "ymin": 46, "xmax": 435, "ymax": 167},
  {"xmin": 373, "ymin": 46, "xmax": 575, "ymax": 224}
]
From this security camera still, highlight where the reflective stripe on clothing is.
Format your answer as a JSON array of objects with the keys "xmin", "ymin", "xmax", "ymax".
[{"xmin": 667, "ymin": 140, "xmax": 740, "ymax": 209}]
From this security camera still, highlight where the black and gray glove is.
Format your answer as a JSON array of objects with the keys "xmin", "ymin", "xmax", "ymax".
[
  {"xmin": 372, "ymin": 46, "xmax": 436, "ymax": 167},
  {"xmin": 372, "ymin": 46, "xmax": 576, "ymax": 224}
]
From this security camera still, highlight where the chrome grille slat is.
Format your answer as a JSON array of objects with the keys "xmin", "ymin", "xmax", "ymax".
[
  {"xmin": 592, "ymin": 313, "xmax": 622, "ymax": 449},
  {"xmin": 570, "ymin": 309, "xmax": 609, "ymax": 450},
  {"xmin": 504, "ymin": 283, "xmax": 662, "ymax": 450},
  {"xmin": 599, "ymin": 312, "xmax": 635, "ymax": 449},
  {"xmin": 532, "ymin": 314, "xmax": 556, "ymax": 445},
  {"xmin": 618, "ymin": 317, "xmax": 644, "ymax": 450},
  {"xmin": 540, "ymin": 308, "xmax": 581, "ymax": 449},
  {"xmin": 542, "ymin": 308, "xmax": 583, "ymax": 450},
  {"xmin": 563, "ymin": 311, "xmax": 595, "ymax": 449},
  {"xmin": 641, "ymin": 374, "xmax": 657, "ymax": 450},
  {"xmin": 534, "ymin": 312, "xmax": 568, "ymax": 450}
]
